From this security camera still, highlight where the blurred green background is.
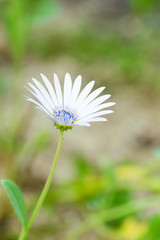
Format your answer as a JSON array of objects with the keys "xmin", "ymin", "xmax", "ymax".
[{"xmin": 0, "ymin": 0, "xmax": 160, "ymax": 239}]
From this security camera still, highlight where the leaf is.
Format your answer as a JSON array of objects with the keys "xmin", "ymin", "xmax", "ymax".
[{"xmin": 1, "ymin": 179, "xmax": 27, "ymax": 227}]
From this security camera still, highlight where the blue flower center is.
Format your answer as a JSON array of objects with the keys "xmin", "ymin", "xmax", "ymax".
[{"xmin": 53, "ymin": 108, "xmax": 77, "ymax": 126}]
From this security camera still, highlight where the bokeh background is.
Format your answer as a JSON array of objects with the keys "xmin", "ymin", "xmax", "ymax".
[{"xmin": 0, "ymin": 0, "xmax": 160, "ymax": 239}]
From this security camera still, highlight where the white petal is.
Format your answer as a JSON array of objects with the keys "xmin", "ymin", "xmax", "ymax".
[
  {"xmin": 64, "ymin": 73, "xmax": 72, "ymax": 107},
  {"xmin": 35, "ymin": 107, "xmax": 54, "ymax": 120},
  {"xmin": 74, "ymin": 121, "xmax": 91, "ymax": 127},
  {"xmin": 81, "ymin": 94, "xmax": 111, "ymax": 114},
  {"xmin": 32, "ymin": 78, "xmax": 54, "ymax": 108},
  {"xmin": 40, "ymin": 73, "xmax": 58, "ymax": 107},
  {"xmin": 78, "ymin": 110, "xmax": 114, "ymax": 121},
  {"xmin": 25, "ymin": 86, "xmax": 52, "ymax": 113},
  {"xmin": 74, "ymin": 80, "xmax": 95, "ymax": 109},
  {"xmin": 26, "ymin": 97, "xmax": 52, "ymax": 116},
  {"xmin": 45, "ymin": 115, "xmax": 56, "ymax": 122},
  {"xmin": 80, "ymin": 102, "xmax": 116, "ymax": 118},
  {"xmin": 86, "ymin": 117, "xmax": 107, "ymax": 122},
  {"xmin": 54, "ymin": 73, "xmax": 63, "ymax": 106},
  {"xmin": 69, "ymin": 75, "xmax": 82, "ymax": 108},
  {"xmin": 27, "ymin": 83, "xmax": 53, "ymax": 113},
  {"xmin": 77, "ymin": 86, "xmax": 105, "ymax": 114},
  {"xmin": 24, "ymin": 86, "xmax": 36, "ymax": 98}
]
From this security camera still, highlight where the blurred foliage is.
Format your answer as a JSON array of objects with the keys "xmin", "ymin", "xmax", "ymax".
[
  {"xmin": 0, "ymin": 0, "xmax": 160, "ymax": 239},
  {"xmin": 130, "ymin": 0, "xmax": 160, "ymax": 13},
  {"xmin": 28, "ymin": 20, "xmax": 160, "ymax": 91},
  {"xmin": 0, "ymin": 0, "xmax": 160, "ymax": 90},
  {"xmin": 118, "ymin": 217, "xmax": 147, "ymax": 240},
  {"xmin": 1, "ymin": 0, "xmax": 60, "ymax": 68},
  {"xmin": 4, "ymin": 0, "xmax": 26, "ymax": 66},
  {"xmin": 0, "ymin": 72, "xmax": 7, "ymax": 97},
  {"xmin": 37, "ymin": 155, "xmax": 160, "ymax": 240},
  {"xmin": 141, "ymin": 215, "xmax": 160, "ymax": 240}
]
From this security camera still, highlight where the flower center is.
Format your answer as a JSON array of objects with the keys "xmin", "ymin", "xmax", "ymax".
[{"xmin": 53, "ymin": 108, "xmax": 77, "ymax": 126}]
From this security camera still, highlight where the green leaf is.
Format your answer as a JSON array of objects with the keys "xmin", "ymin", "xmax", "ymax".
[{"xmin": 1, "ymin": 179, "xmax": 27, "ymax": 227}]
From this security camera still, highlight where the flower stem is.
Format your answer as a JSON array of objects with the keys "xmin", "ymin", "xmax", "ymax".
[{"xmin": 18, "ymin": 130, "xmax": 64, "ymax": 240}]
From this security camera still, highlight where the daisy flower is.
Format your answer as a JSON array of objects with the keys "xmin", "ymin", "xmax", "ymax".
[{"xmin": 25, "ymin": 73, "xmax": 115, "ymax": 131}]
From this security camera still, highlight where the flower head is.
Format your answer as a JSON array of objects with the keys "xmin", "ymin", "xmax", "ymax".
[{"xmin": 25, "ymin": 73, "xmax": 115, "ymax": 130}]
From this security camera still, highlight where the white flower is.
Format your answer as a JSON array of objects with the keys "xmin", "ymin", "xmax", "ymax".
[{"xmin": 25, "ymin": 73, "xmax": 116, "ymax": 130}]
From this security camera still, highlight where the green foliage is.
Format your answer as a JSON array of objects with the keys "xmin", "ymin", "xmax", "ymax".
[
  {"xmin": 0, "ymin": 72, "xmax": 7, "ymax": 97},
  {"xmin": 4, "ymin": 0, "xmax": 26, "ymax": 66},
  {"xmin": 42, "ymin": 156, "xmax": 160, "ymax": 240},
  {"xmin": 141, "ymin": 215, "xmax": 160, "ymax": 240},
  {"xmin": 153, "ymin": 147, "xmax": 160, "ymax": 161},
  {"xmin": 73, "ymin": 155, "xmax": 93, "ymax": 178},
  {"xmin": 1, "ymin": 179, "xmax": 27, "ymax": 227},
  {"xmin": 33, "ymin": 132, "xmax": 51, "ymax": 151},
  {"xmin": 2, "ymin": 0, "xmax": 60, "ymax": 67},
  {"xmin": 130, "ymin": 0, "xmax": 159, "ymax": 13},
  {"xmin": 29, "ymin": 21, "xmax": 160, "ymax": 91},
  {"xmin": 26, "ymin": 0, "xmax": 60, "ymax": 25}
]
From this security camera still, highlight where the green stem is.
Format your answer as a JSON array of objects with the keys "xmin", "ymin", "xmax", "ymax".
[
  {"xmin": 18, "ymin": 227, "xmax": 26, "ymax": 240},
  {"xmin": 18, "ymin": 130, "xmax": 64, "ymax": 240},
  {"xmin": 65, "ymin": 196, "xmax": 160, "ymax": 240}
]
